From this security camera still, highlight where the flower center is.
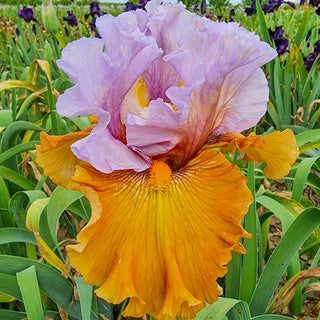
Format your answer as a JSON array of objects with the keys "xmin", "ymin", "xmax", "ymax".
[{"xmin": 148, "ymin": 160, "xmax": 172, "ymax": 190}]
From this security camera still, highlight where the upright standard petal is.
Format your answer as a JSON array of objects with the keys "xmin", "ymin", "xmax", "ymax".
[
  {"xmin": 56, "ymin": 38, "xmax": 110, "ymax": 119},
  {"xmin": 122, "ymin": 9, "xmax": 277, "ymax": 170},
  {"xmin": 67, "ymin": 149, "xmax": 252, "ymax": 320},
  {"xmin": 56, "ymin": 14, "xmax": 162, "ymax": 172}
]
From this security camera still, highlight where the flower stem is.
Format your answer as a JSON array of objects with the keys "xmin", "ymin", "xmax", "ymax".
[{"xmin": 240, "ymin": 161, "xmax": 258, "ymax": 303}]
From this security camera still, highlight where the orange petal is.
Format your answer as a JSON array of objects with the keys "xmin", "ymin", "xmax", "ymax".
[
  {"xmin": 66, "ymin": 149, "xmax": 252, "ymax": 320},
  {"xmin": 243, "ymin": 129, "xmax": 299, "ymax": 180},
  {"xmin": 207, "ymin": 131, "xmax": 265, "ymax": 153},
  {"xmin": 36, "ymin": 129, "xmax": 91, "ymax": 187},
  {"xmin": 208, "ymin": 129, "xmax": 298, "ymax": 180}
]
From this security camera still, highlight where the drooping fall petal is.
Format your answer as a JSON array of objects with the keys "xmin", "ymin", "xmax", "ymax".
[
  {"xmin": 66, "ymin": 149, "xmax": 252, "ymax": 320},
  {"xmin": 244, "ymin": 130, "xmax": 299, "ymax": 179},
  {"xmin": 36, "ymin": 129, "xmax": 91, "ymax": 187},
  {"xmin": 209, "ymin": 129, "xmax": 299, "ymax": 180}
]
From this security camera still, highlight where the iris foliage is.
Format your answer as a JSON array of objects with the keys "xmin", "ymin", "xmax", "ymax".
[{"xmin": 0, "ymin": 1, "xmax": 319, "ymax": 319}]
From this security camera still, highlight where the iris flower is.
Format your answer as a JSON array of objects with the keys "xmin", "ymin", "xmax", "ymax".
[
  {"xmin": 304, "ymin": 40, "xmax": 320, "ymax": 71},
  {"xmin": 18, "ymin": 6, "xmax": 37, "ymax": 23},
  {"xmin": 269, "ymin": 26, "xmax": 289, "ymax": 55},
  {"xmin": 125, "ymin": 0, "xmax": 150, "ymax": 12},
  {"xmin": 262, "ymin": 0, "xmax": 295, "ymax": 13},
  {"xmin": 63, "ymin": 10, "xmax": 78, "ymax": 27},
  {"xmin": 36, "ymin": 1, "xmax": 298, "ymax": 319}
]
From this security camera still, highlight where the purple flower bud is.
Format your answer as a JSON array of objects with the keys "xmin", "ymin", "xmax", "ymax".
[
  {"xmin": 229, "ymin": 8, "xmax": 235, "ymax": 22},
  {"xmin": 201, "ymin": 0, "xmax": 207, "ymax": 14}
]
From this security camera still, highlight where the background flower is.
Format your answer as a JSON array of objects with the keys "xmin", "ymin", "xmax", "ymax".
[
  {"xmin": 18, "ymin": 6, "xmax": 38, "ymax": 23},
  {"xmin": 269, "ymin": 26, "xmax": 289, "ymax": 54}
]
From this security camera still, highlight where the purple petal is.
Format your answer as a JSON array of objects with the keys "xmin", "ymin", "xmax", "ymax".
[
  {"xmin": 71, "ymin": 124, "xmax": 151, "ymax": 174},
  {"xmin": 95, "ymin": 12, "xmax": 163, "ymax": 136},
  {"xmin": 125, "ymin": 99, "xmax": 184, "ymax": 156},
  {"xmin": 213, "ymin": 68, "xmax": 270, "ymax": 133},
  {"xmin": 56, "ymin": 38, "xmax": 108, "ymax": 119}
]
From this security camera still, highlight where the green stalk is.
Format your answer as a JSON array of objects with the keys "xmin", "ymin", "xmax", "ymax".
[
  {"xmin": 240, "ymin": 161, "xmax": 257, "ymax": 303},
  {"xmin": 10, "ymin": 57, "xmax": 17, "ymax": 121},
  {"xmin": 46, "ymin": 77, "xmax": 60, "ymax": 135},
  {"xmin": 55, "ymin": 32, "xmax": 66, "ymax": 49}
]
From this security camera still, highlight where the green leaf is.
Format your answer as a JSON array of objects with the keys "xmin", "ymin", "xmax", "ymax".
[
  {"xmin": 16, "ymin": 266, "xmax": 44, "ymax": 320},
  {"xmin": 252, "ymin": 316, "xmax": 295, "ymax": 320},
  {"xmin": 0, "ymin": 273, "xmax": 23, "ymax": 301},
  {"xmin": 294, "ymin": 5, "xmax": 310, "ymax": 48},
  {"xmin": 0, "ymin": 228, "xmax": 36, "ymax": 245},
  {"xmin": 0, "ymin": 310, "xmax": 27, "ymax": 320},
  {"xmin": 256, "ymin": 194, "xmax": 303, "ymax": 314},
  {"xmin": 47, "ymin": 186, "xmax": 84, "ymax": 248},
  {"xmin": 0, "ymin": 176, "xmax": 10, "ymax": 210},
  {"xmin": 16, "ymin": 88, "xmax": 47, "ymax": 119},
  {"xmin": 0, "ymin": 141, "xmax": 40, "ymax": 166},
  {"xmin": 273, "ymin": 58, "xmax": 285, "ymax": 125},
  {"xmin": 75, "ymin": 277, "xmax": 93, "ymax": 320},
  {"xmin": 70, "ymin": 116, "xmax": 91, "ymax": 131},
  {"xmin": 0, "ymin": 166, "xmax": 36, "ymax": 190},
  {"xmin": 0, "ymin": 255, "xmax": 81, "ymax": 318},
  {"xmin": 296, "ymin": 129, "xmax": 320, "ymax": 147},
  {"xmin": 240, "ymin": 162, "xmax": 257, "ymax": 303},
  {"xmin": 255, "ymin": 0, "xmax": 271, "ymax": 45},
  {"xmin": 0, "ymin": 121, "xmax": 43, "ymax": 152},
  {"xmin": 225, "ymin": 252, "xmax": 242, "ymax": 299},
  {"xmin": 195, "ymin": 298, "xmax": 251, "ymax": 320},
  {"xmin": 249, "ymin": 207, "xmax": 320, "ymax": 316},
  {"xmin": 9, "ymin": 190, "xmax": 47, "ymax": 228},
  {"xmin": 0, "ymin": 110, "xmax": 13, "ymax": 127},
  {"xmin": 292, "ymin": 157, "xmax": 318, "ymax": 202}
]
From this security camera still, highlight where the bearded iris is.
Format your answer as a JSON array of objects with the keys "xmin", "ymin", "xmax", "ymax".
[{"xmin": 36, "ymin": 1, "xmax": 298, "ymax": 319}]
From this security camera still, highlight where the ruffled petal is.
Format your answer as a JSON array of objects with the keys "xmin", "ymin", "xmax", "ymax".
[
  {"xmin": 121, "ymin": 8, "xmax": 277, "ymax": 169},
  {"xmin": 125, "ymin": 98, "xmax": 184, "ymax": 157},
  {"xmin": 35, "ymin": 129, "xmax": 91, "ymax": 187},
  {"xmin": 208, "ymin": 129, "xmax": 299, "ymax": 180},
  {"xmin": 142, "ymin": 1, "xmax": 194, "ymax": 101},
  {"xmin": 244, "ymin": 129, "xmax": 299, "ymax": 179},
  {"xmin": 56, "ymin": 14, "xmax": 163, "ymax": 172},
  {"xmin": 96, "ymin": 12, "xmax": 163, "ymax": 137},
  {"xmin": 66, "ymin": 149, "xmax": 252, "ymax": 320},
  {"xmin": 56, "ymin": 38, "xmax": 110, "ymax": 119},
  {"xmin": 71, "ymin": 124, "xmax": 151, "ymax": 173}
]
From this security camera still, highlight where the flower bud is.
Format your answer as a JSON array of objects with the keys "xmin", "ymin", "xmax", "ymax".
[{"xmin": 42, "ymin": 0, "xmax": 59, "ymax": 35}]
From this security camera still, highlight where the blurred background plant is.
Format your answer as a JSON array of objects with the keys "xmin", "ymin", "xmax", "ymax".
[{"xmin": 0, "ymin": 0, "xmax": 319, "ymax": 319}]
